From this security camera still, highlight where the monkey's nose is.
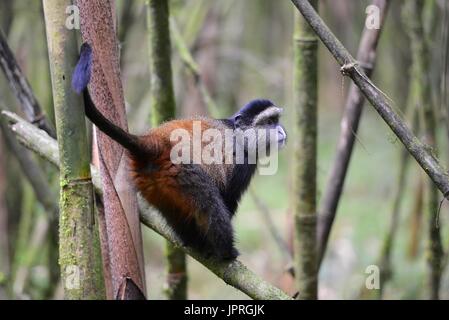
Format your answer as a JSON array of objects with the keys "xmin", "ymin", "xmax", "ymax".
[
  {"xmin": 278, "ymin": 126, "xmax": 286, "ymax": 139},
  {"xmin": 277, "ymin": 126, "xmax": 287, "ymax": 146}
]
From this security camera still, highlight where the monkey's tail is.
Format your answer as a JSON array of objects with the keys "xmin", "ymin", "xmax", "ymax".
[{"xmin": 72, "ymin": 43, "xmax": 143, "ymax": 156}]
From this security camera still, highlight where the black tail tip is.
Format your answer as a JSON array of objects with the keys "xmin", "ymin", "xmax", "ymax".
[{"xmin": 72, "ymin": 42, "xmax": 93, "ymax": 94}]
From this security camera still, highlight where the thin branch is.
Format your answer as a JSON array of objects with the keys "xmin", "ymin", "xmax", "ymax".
[
  {"xmin": 441, "ymin": 1, "xmax": 449, "ymax": 150},
  {"xmin": 0, "ymin": 116, "xmax": 59, "ymax": 297},
  {"xmin": 377, "ymin": 148, "xmax": 410, "ymax": 298},
  {"xmin": 170, "ymin": 16, "xmax": 219, "ymax": 117},
  {"xmin": 249, "ymin": 188, "xmax": 291, "ymax": 260},
  {"xmin": 2, "ymin": 111, "xmax": 292, "ymax": 300},
  {"xmin": 2, "ymin": 111, "xmax": 100, "ymax": 189},
  {"xmin": 290, "ymin": 0, "xmax": 449, "ymax": 202},
  {"xmin": 407, "ymin": 176, "xmax": 424, "ymax": 260},
  {"xmin": 0, "ymin": 118, "xmax": 58, "ymax": 221},
  {"xmin": 373, "ymin": 108, "xmax": 418, "ymax": 299},
  {"xmin": 317, "ymin": 0, "xmax": 390, "ymax": 266},
  {"xmin": 12, "ymin": 216, "xmax": 49, "ymax": 298},
  {"xmin": 10, "ymin": 191, "xmax": 34, "ymax": 299},
  {"xmin": 0, "ymin": 29, "xmax": 55, "ymax": 138},
  {"xmin": 0, "ymin": 130, "xmax": 8, "ymax": 285}
]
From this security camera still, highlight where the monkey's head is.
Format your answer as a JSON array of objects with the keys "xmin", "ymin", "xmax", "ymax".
[{"xmin": 231, "ymin": 99, "xmax": 287, "ymax": 157}]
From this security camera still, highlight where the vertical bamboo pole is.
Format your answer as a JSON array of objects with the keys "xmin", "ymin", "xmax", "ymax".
[
  {"xmin": 0, "ymin": 136, "xmax": 8, "ymax": 287},
  {"xmin": 43, "ymin": 0, "xmax": 105, "ymax": 299},
  {"xmin": 76, "ymin": 0, "xmax": 147, "ymax": 300},
  {"xmin": 292, "ymin": 0, "xmax": 318, "ymax": 300},
  {"xmin": 404, "ymin": 0, "xmax": 443, "ymax": 300},
  {"xmin": 147, "ymin": 0, "xmax": 176, "ymax": 127},
  {"xmin": 146, "ymin": 0, "xmax": 187, "ymax": 300}
]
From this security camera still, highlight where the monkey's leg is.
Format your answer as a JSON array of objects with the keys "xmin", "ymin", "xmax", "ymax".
[
  {"xmin": 166, "ymin": 213, "xmax": 209, "ymax": 251},
  {"xmin": 203, "ymin": 207, "xmax": 239, "ymax": 260},
  {"xmin": 178, "ymin": 165, "xmax": 239, "ymax": 260},
  {"xmin": 164, "ymin": 206, "xmax": 237, "ymax": 260}
]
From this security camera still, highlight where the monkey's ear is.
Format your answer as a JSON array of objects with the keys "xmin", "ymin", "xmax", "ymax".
[{"xmin": 72, "ymin": 43, "xmax": 93, "ymax": 94}]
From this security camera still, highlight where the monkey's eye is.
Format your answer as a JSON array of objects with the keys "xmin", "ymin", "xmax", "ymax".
[{"xmin": 265, "ymin": 117, "xmax": 277, "ymax": 126}]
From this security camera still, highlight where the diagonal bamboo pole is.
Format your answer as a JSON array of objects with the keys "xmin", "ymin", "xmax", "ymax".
[
  {"xmin": 0, "ymin": 30, "xmax": 55, "ymax": 138},
  {"xmin": 317, "ymin": 0, "xmax": 390, "ymax": 266}
]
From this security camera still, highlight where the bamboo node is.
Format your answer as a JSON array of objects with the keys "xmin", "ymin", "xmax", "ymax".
[
  {"xmin": 297, "ymin": 214, "xmax": 317, "ymax": 226},
  {"xmin": 340, "ymin": 61, "xmax": 358, "ymax": 76},
  {"xmin": 294, "ymin": 37, "xmax": 318, "ymax": 49},
  {"xmin": 436, "ymin": 191, "xmax": 449, "ymax": 228}
]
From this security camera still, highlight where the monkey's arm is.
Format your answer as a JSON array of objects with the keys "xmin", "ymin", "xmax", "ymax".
[{"xmin": 72, "ymin": 43, "xmax": 143, "ymax": 156}]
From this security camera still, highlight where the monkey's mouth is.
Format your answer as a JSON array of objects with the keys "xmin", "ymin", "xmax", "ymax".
[
  {"xmin": 278, "ymin": 137, "xmax": 287, "ymax": 148},
  {"xmin": 277, "ymin": 137, "xmax": 287, "ymax": 149}
]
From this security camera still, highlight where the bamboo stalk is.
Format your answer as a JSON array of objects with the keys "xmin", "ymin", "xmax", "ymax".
[
  {"xmin": 42, "ymin": 0, "xmax": 105, "ymax": 299},
  {"xmin": 146, "ymin": 0, "xmax": 187, "ymax": 300},
  {"xmin": 408, "ymin": 177, "xmax": 424, "ymax": 260},
  {"xmin": 147, "ymin": 0, "xmax": 176, "ymax": 126},
  {"xmin": 374, "ymin": 109, "xmax": 416, "ymax": 299},
  {"xmin": 76, "ymin": 0, "xmax": 147, "ymax": 299},
  {"xmin": 0, "ymin": 1, "xmax": 13, "ymax": 37},
  {"xmin": 10, "ymin": 184, "xmax": 34, "ymax": 298},
  {"xmin": 0, "ymin": 132, "xmax": 8, "ymax": 289},
  {"xmin": 404, "ymin": 0, "xmax": 443, "ymax": 299},
  {"xmin": 292, "ymin": 0, "xmax": 318, "ymax": 300}
]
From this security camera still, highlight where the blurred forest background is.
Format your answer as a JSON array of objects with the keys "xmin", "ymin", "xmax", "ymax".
[{"xmin": 0, "ymin": 0, "xmax": 448, "ymax": 299}]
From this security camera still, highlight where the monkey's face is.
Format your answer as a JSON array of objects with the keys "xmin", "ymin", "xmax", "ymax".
[{"xmin": 233, "ymin": 100, "xmax": 287, "ymax": 158}]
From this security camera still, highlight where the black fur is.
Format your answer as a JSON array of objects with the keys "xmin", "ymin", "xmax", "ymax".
[
  {"xmin": 222, "ymin": 164, "xmax": 257, "ymax": 216},
  {"xmin": 177, "ymin": 164, "xmax": 238, "ymax": 259},
  {"xmin": 230, "ymin": 99, "xmax": 275, "ymax": 127},
  {"xmin": 220, "ymin": 118, "xmax": 259, "ymax": 215}
]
